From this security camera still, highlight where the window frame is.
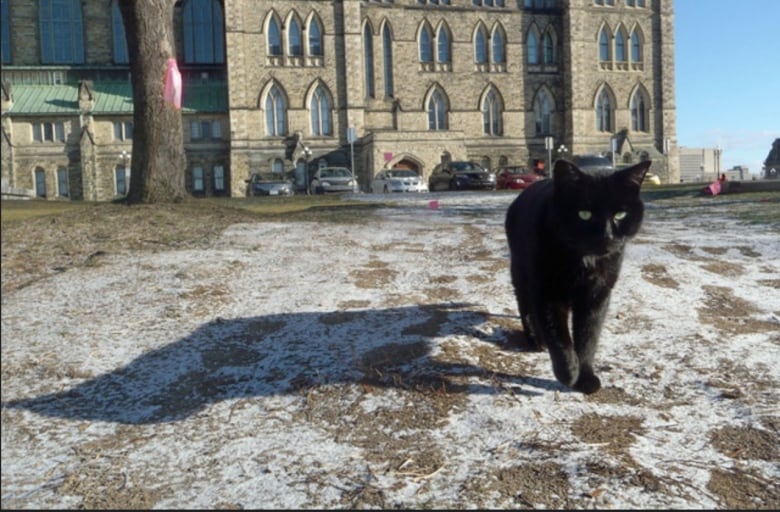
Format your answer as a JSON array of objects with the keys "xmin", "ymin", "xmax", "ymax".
[
  {"xmin": 111, "ymin": 0, "xmax": 128, "ymax": 64},
  {"xmin": 56, "ymin": 166, "xmax": 69, "ymax": 198},
  {"xmin": 382, "ymin": 24, "xmax": 394, "ymax": 98},
  {"xmin": 534, "ymin": 90, "xmax": 552, "ymax": 135},
  {"xmin": 310, "ymin": 86, "xmax": 333, "ymax": 136},
  {"xmin": 596, "ymin": 89, "xmax": 613, "ymax": 132},
  {"xmin": 33, "ymin": 121, "xmax": 66, "ymax": 143},
  {"xmin": 2, "ymin": 0, "xmax": 11, "ymax": 64},
  {"xmin": 265, "ymin": 85, "xmax": 286, "ymax": 136},
  {"xmin": 482, "ymin": 90, "xmax": 502, "ymax": 136},
  {"xmin": 182, "ymin": 0, "xmax": 225, "ymax": 64},
  {"xmin": 268, "ymin": 17, "xmax": 282, "ymax": 56},
  {"xmin": 427, "ymin": 89, "xmax": 448, "ymax": 130},
  {"xmin": 192, "ymin": 166, "xmax": 205, "ymax": 193}
]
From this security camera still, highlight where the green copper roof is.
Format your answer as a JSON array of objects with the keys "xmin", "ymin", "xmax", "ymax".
[
  {"xmin": 6, "ymin": 85, "xmax": 79, "ymax": 114},
  {"xmin": 6, "ymin": 81, "xmax": 228, "ymax": 115}
]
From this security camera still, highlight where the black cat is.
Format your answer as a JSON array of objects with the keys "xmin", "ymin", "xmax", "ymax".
[{"xmin": 504, "ymin": 158, "xmax": 651, "ymax": 394}]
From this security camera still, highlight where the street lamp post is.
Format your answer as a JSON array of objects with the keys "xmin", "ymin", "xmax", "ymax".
[
  {"xmin": 663, "ymin": 138, "xmax": 670, "ymax": 183},
  {"xmin": 120, "ymin": 150, "xmax": 131, "ymax": 195},
  {"xmin": 302, "ymin": 146, "xmax": 312, "ymax": 195}
]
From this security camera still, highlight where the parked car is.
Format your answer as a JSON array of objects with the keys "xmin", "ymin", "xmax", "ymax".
[
  {"xmin": 494, "ymin": 166, "xmax": 546, "ymax": 190},
  {"xmin": 644, "ymin": 172, "xmax": 662, "ymax": 185},
  {"xmin": 309, "ymin": 166, "xmax": 359, "ymax": 194},
  {"xmin": 428, "ymin": 161, "xmax": 496, "ymax": 191},
  {"xmin": 370, "ymin": 169, "xmax": 427, "ymax": 193},
  {"xmin": 246, "ymin": 172, "xmax": 294, "ymax": 196},
  {"xmin": 571, "ymin": 154, "xmax": 614, "ymax": 174}
]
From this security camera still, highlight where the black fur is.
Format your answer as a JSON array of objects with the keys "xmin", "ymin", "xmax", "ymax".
[{"xmin": 505, "ymin": 158, "xmax": 651, "ymax": 394}]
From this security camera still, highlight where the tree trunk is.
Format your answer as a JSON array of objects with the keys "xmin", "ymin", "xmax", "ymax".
[{"xmin": 119, "ymin": 0, "xmax": 186, "ymax": 204}]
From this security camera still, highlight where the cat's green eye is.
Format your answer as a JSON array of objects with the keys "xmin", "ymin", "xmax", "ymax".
[
  {"xmin": 578, "ymin": 210, "xmax": 592, "ymax": 221},
  {"xmin": 614, "ymin": 211, "xmax": 627, "ymax": 221}
]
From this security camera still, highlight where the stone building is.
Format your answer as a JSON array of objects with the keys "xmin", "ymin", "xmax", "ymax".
[
  {"xmin": 0, "ymin": 0, "xmax": 678, "ymax": 201},
  {"xmin": 763, "ymin": 138, "xmax": 780, "ymax": 179},
  {"xmin": 678, "ymin": 146, "xmax": 722, "ymax": 183}
]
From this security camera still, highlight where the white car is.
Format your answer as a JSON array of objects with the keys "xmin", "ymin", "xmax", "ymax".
[
  {"xmin": 309, "ymin": 167, "xmax": 359, "ymax": 194},
  {"xmin": 370, "ymin": 169, "xmax": 428, "ymax": 193}
]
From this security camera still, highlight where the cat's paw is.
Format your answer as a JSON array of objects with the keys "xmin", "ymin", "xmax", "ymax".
[
  {"xmin": 551, "ymin": 360, "xmax": 579, "ymax": 388},
  {"xmin": 573, "ymin": 372, "xmax": 602, "ymax": 394}
]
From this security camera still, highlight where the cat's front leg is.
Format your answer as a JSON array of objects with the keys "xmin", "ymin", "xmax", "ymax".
[
  {"xmin": 538, "ymin": 306, "xmax": 580, "ymax": 388},
  {"xmin": 570, "ymin": 296, "xmax": 611, "ymax": 394}
]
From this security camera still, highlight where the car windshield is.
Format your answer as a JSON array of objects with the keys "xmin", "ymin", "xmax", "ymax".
[
  {"xmin": 320, "ymin": 168, "xmax": 351, "ymax": 178},
  {"xmin": 387, "ymin": 170, "xmax": 416, "ymax": 178},
  {"xmin": 257, "ymin": 173, "xmax": 285, "ymax": 182},
  {"xmin": 450, "ymin": 161, "xmax": 481, "ymax": 172},
  {"xmin": 503, "ymin": 167, "xmax": 528, "ymax": 175}
]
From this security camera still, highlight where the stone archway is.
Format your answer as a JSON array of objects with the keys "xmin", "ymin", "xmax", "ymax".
[{"xmin": 391, "ymin": 158, "xmax": 419, "ymax": 173}]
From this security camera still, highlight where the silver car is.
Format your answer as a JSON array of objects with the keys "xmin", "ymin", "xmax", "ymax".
[
  {"xmin": 370, "ymin": 169, "xmax": 428, "ymax": 193},
  {"xmin": 310, "ymin": 167, "xmax": 359, "ymax": 194}
]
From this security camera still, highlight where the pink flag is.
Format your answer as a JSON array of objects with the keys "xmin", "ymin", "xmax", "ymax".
[
  {"xmin": 707, "ymin": 180, "xmax": 722, "ymax": 196},
  {"xmin": 163, "ymin": 58, "xmax": 182, "ymax": 109}
]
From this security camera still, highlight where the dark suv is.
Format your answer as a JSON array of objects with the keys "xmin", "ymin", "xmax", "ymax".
[{"xmin": 428, "ymin": 161, "xmax": 496, "ymax": 191}]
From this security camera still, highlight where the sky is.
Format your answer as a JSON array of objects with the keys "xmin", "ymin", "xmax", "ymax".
[
  {"xmin": 2, "ymin": 192, "xmax": 778, "ymax": 508},
  {"xmin": 674, "ymin": 0, "xmax": 780, "ymax": 176}
]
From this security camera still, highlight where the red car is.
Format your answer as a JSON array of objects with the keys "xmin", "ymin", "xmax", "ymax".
[{"xmin": 494, "ymin": 166, "xmax": 546, "ymax": 190}]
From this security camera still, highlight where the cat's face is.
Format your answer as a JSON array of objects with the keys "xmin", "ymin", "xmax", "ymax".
[{"xmin": 551, "ymin": 159, "xmax": 651, "ymax": 256}]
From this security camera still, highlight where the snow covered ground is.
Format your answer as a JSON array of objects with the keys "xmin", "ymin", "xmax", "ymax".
[{"xmin": 2, "ymin": 191, "xmax": 778, "ymax": 509}]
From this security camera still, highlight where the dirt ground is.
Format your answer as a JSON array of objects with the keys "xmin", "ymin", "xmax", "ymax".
[{"xmin": 1, "ymin": 192, "xmax": 779, "ymax": 509}]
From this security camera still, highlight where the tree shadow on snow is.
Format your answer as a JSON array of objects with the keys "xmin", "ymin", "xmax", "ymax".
[{"xmin": 2, "ymin": 302, "xmax": 562, "ymax": 424}]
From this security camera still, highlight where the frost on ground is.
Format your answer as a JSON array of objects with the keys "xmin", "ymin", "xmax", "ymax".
[{"xmin": 1, "ymin": 192, "xmax": 779, "ymax": 509}]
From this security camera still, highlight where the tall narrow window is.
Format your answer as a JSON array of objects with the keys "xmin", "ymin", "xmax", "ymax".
[
  {"xmin": 111, "ymin": 0, "xmax": 128, "ymax": 64},
  {"xmin": 35, "ymin": 168, "xmax": 47, "ymax": 198},
  {"xmin": 311, "ymin": 86, "xmax": 332, "ymax": 136},
  {"xmin": 527, "ymin": 31, "xmax": 538, "ymax": 64},
  {"xmin": 308, "ymin": 18, "xmax": 322, "ymax": 57},
  {"xmin": 213, "ymin": 165, "xmax": 225, "ymax": 193},
  {"xmin": 492, "ymin": 29, "xmax": 505, "ymax": 65},
  {"xmin": 631, "ymin": 91, "xmax": 648, "ymax": 131},
  {"xmin": 268, "ymin": 17, "xmax": 282, "ymax": 55},
  {"xmin": 543, "ymin": 32, "xmax": 554, "ymax": 64},
  {"xmin": 39, "ymin": 0, "xmax": 85, "ymax": 64},
  {"xmin": 115, "ymin": 166, "xmax": 128, "ymax": 195},
  {"xmin": 419, "ymin": 25, "xmax": 433, "ymax": 63},
  {"xmin": 534, "ymin": 91, "xmax": 551, "ymax": 135},
  {"xmin": 289, "ymin": 18, "xmax": 302, "ymax": 56},
  {"xmin": 364, "ymin": 24, "xmax": 375, "ymax": 98},
  {"xmin": 615, "ymin": 30, "xmax": 626, "ymax": 62},
  {"xmin": 182, "ymin": 0, "xmax": 225, "ymax": 64},
  {"xmin": 597, "ymin": 89, "xmax": 612, "ymax": 132},
  {"xmin": 631, "ymin": 30, "xmax": 642, "ymax": 62},
  {"xmin": 265, "ymin": 85, "xmax": 286, "ymax": 136},
  {"xmin": 475, "ymin": 27, "xmax": 488, "ymax": 64},
  {"xmin": 57, "ymin": 167, "xmax": 69, "ymax": 197},
  {"xmin": 428, "ymin": 90, "xmax": 447, "ymax": 130},
  {"xmin": 382, "ymin": 25, "xmax": 394, "ymax": 97},
  {"xmin": 483, "ymin": 90, "xmax": 502, "ymax": 135},
  {"xmin": 599, "ymin": 29, "xmax": 610, "ymax": 62},
  {"xmin": 192, "ymin": 166, "xmax": 205, "ymax": 193},
  {"xmin": 113, "ymin": 121, "xmax": 133, "ymax": 140},
  {"xmin": 437, "ymin": 26, "xmax": 450, "ymax": 63},
  {"xmin": 1, "ymin": 0, "xmax": 9, "ymax": 64}
]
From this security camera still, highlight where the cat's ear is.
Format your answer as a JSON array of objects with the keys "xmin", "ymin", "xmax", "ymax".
[
  {"xmin": 615, "ymin": 160, "xmax": 652, "ymax": 189},
  {"xmin": 553, "ymin": 159, "xmax": 585, "ymax": 185}
]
